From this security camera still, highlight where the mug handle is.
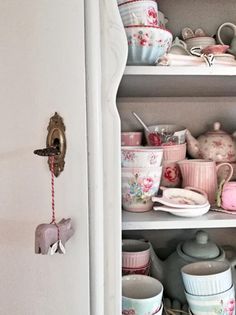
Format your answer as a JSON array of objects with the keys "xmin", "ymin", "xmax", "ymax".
[
  {"xmin": 216, "ymin": 162, "xmax": 233, "ymax": 183},
  {"xmin": 216, "ymin": 22, "xmax": 236, "ymax": 45},
  {"xmin": 184, "ymin": 186, "xmax": 208, "ymax": 199}
]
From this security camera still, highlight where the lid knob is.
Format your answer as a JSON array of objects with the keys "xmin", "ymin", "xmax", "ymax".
[
  {"xmin": 214, "ymin": 122, "xmax": 221, "ymax": 131},
  {"xmin": 196, "ymin": 230, "xmax": 208, "ymax": 244},
  {"xmin": 182, "ymin": 230, "xmax": 220, "ymax": 259}
]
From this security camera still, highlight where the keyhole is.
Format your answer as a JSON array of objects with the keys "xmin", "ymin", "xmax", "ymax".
[{"xmin": 53, "ymin": 138, "xmax": 60, "ymax": 153}]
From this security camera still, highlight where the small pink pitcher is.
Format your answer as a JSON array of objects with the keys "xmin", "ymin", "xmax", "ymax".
[{"xmin": 177, "ymin": 159, "xmax": 233, "ymax": 205}]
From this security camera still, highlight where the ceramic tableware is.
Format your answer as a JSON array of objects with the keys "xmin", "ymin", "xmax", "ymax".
[
  {"xmin": 152, "ymin": 187, "xmax": 209, "ymax": 208},
  {"xmin": 122, "ymin": 166, "xmax": 162, "ymax": 212},
  {"xmin": 125, "ymin": 25, "xmax": 173, "ymax": 65},
  {"xmin": 153, "ymin": 203, "xmax": 210, "ymax": 217},
  {"xmin": 118, "ymin": 0, "xmax": 158, "ymax": 26},
  {"xmin": 177, "ymin": 159, "xmax": 233, "ymax": 205},
  {"xmin": 121, "ymin": 132, "xmax": 143, "ymax": 146},
  {"xmin": 201, "ymin": 44, "xmax": 229, "ymax": 55},
  {"xmin": 186, "ymin": 122, "xmax": 236, "ymax": 162},
  {"xmin": 181, "ymin": 261, "xmax": 232, "ymax": 296},
  {"xmin": 185, "ymin": 284, "xmax": 235, "ymax": 315},
  {"xmin": 122, "ymin": 239, "xmax": 151, "ymax": 268},
  {"xmin": 148, "ymin": 230, "xmax": 236, "ymax": 304},
  {"xmin": 121, "ymin": 146, "xmax": 163, "ymax": 167},
  {"xmin": 158, "ymin": 10, "xmax": 168, "ymax": 28},
  {"xmin": 160, "ymin": 160, "xmax": 182, "ymax": 187},
  {"xmin": 122, "ymin": 275, "xmax": 163, "ymax": 315},
  {"xmin": 185, "ymin": 36, "xmax": 216, "ymax": 51},
  {"xmin": 217, "ymin": 22, "xmax": 236, "ymax": 56},
  {"xmin": 145, "ymin": 124, "xmax": 186, "ymax": 145}
]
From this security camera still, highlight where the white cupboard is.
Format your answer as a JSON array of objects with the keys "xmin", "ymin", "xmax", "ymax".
[{"xmin": 100, "ymin": 0, "xmax": 236, "ymax": 314}]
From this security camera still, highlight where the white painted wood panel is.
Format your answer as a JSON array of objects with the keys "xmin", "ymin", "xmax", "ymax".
[{"xmin": 0, "ymin": 1, "xmax": 89, "ymax": 314}]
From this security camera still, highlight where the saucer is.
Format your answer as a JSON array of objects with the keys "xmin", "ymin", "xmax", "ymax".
[{"xmin": 153, "ymin": 203, "xmax": 210, "ymax": 217}]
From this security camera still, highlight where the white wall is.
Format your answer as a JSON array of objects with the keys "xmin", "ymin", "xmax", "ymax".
[{"xmin": 0, "ymin": 1, "xmax": 89, "ymax": 314}]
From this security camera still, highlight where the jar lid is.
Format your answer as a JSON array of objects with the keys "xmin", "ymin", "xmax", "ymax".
[{"xmin": 182, "ymin": 230, "xmax": 220, "ymax": 259}]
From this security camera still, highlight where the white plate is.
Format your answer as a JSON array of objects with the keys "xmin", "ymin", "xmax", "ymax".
[
  {"xmin": 153, "ymin": 203, "xmax": 210, "ymax": 217},
  {"xmin": 152, "ymin": 188, "xmax": 208, "ymax": 209}
]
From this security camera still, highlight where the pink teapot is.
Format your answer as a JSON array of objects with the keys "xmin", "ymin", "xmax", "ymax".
[{"xmin": 186, "ymin": 122, "xmax": 236, "ymax": 162}]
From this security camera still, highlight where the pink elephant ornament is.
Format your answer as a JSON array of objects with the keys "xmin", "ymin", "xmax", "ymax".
[{"xmin": 35, "ymin": 218, "xmax": 74, "ymax": 255}]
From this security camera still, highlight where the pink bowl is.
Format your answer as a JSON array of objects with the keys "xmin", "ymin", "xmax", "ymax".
[
  {"xmin": 201, "ymin": 45, "xmax": 229, "ymax": 55},
  {"xmin": 121, "ymin": 132, "xmax": 143, "ymax": 146},
  {"xmin": 122, "ymin": 261, "xmax": 151, "ymax": 276},
  {"xmin": 122, "ymin": 239, "xmax": 151, "ymax": 268},
  {"xmin": 162, "ymin": 143, "xmax": 186, "ymax": 161}
]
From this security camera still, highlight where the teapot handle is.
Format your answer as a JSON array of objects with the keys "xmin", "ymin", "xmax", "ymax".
[
  {"xmin": 216, "ymin": 22, "xmax": 236, "ymax": 45},
  {"xmin": 216, "ymin": 162, "xmax": 233, "ymax": 183}
]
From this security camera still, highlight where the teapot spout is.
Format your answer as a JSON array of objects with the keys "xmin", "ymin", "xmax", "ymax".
[
  {"xmin": 185, "ymin": 129, "xmax": 201, "ymax": 159},
  {"xmin": 149, "ymin": 242, "xmax": 165, "ymax": 284}
]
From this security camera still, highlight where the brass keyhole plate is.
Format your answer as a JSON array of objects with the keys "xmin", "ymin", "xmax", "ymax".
[{"xmin": 46, "ymin": 112, "xmax": 66, "ymax": 177}]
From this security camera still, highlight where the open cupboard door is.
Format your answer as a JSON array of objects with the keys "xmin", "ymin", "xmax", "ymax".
[{"xmin": 0, "ymin": 1, "xmax": 90, "ymax": 314}]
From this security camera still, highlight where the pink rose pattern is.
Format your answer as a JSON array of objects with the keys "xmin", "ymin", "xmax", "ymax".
[
  {"xmin": 146, "ymin": 7, "xmax": 158, "ymax": 25},
  {"xmin": 127, "ymin": 30, "xmax": 172, "ymax": 49},
  {"xmin": 164, "ymin": 166, "xmax": 179, "ymax": 183},
  {"xmin": 121, "ymin": 150, "xmax": 159, "ymax": 166},
  {"xmin": 122, "ymin": 172, "xmax": 159, "ymax": 205}
]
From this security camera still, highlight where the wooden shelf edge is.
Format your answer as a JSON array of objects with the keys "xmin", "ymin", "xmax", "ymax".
[
  {"xmin": 122, "ymin": 210, "xmax": 236, "ymax": 230},
  {"xmin": 124, "ymin": 66, "xmax": 236, "ymax": 76}
]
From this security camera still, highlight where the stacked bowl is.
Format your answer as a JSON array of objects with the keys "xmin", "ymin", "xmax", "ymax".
[
  {"xmin": 144, "ymin": 124, "xmax": 187, "ymax": 188},
  {"xmin": 122, "ymin": 274, "xmax": 164, "ymax": 315},
  {"xmin": 122, "ymin": 239, "xmax": 151, "ymax": 275},
  {"xmin": 181, "ymin": 261, "xmax": 235, "ymax": 315},
  {"xmin": 121, "ymin": 146, "xmax": 163, "ymax": 212},
  {"xmin": 118, "ymin": 0, "xmax": 173, "ymax": 64}
]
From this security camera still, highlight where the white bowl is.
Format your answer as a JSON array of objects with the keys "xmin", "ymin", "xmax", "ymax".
[
  {"xmin": 122, "ymin": 239, "xmax": 151, "ymax": 268},
  {"xmin": 125, "ymin": 26, "xmax": 173, "ymax": 65},
  {"xmin": 122, "ymin": 166, "xmax": 162, "ymax": 212},
  {"xmin": 119, "ymin": 0, "xmax": 158, "ymax": 26},
  {"xmin": 185, "ymin": 36, "xmax": 216, "ymax": 50},
  {"xmin": 145, "ymin": 124, "xmax": 186, "ymax": 145},
  {"xmin": 121, "ymin": 146, "xmax": 163, "ymax": 167},
  {"xmin": 185, "ymin": 284, "xmax": 235, "ymax": 315},
  {"xmin": 181, "ymin": 261, "xmax": 232, "ymax": 296},
  {"xmin": 122, "ymin": 275, "xmax": 163, "ymax": 315}
]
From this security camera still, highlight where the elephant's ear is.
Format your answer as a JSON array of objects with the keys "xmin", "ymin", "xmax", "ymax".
[{"xmin": 65, "ymin": 218, "xmax": 72, "ymax": 229}]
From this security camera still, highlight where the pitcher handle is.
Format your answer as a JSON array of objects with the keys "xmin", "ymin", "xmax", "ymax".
[
  {"xmin": 217, "ymin": 22, "xmax": 236, "ymax": 45},
  {"xmin": 184, "ymin": 186, "xmax": 208, "ymax": 199},
  {"xmin": 216, "ymin": 162, "xmax": 233, "ymax": 183}
]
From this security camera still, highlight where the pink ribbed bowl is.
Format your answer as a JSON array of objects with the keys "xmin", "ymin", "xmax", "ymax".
[{"xmin": 122, "ymin": 239, "xmax": 151, "ymax": 268}]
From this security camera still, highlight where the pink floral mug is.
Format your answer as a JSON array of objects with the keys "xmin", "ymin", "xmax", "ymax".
[{"xmin": 161, "ymin": 160, "xmax": 182, "ymax": 188}]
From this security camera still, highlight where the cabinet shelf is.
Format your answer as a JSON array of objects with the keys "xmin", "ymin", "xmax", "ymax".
[
  {"xmin": 118, "ymin": 66, "xmax": 236, "ymax": 97},
  {"xmin": 122, "ymin": 210, "xmax": 236, "ymax": 230},
  {"xmin": 124, "ymin": 66, "xmax": 236, "ymax": 76}
]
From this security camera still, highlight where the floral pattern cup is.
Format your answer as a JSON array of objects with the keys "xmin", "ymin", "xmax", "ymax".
[
  {"xmin": 121, "ymin": 146, "xmax": 163, "ymax": 168},
  {"xmin": 122, "ymin": 167, "xmax": 162, "ymax": 212},
  {"xmin": 118, "ymin": 0, "xmax": 158, "ymax": 26}
]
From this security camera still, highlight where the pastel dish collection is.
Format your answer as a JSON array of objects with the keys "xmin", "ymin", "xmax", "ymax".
[
  {"xmin": 122, "ymin": 238, "xmax": 236, "ymax": 315},
  {"xmin": 121, "ymin": 119, "xmax": 236, "ymax": 214},
  {"xmin": 117, "ymin": 0, "xmax": 172, "ymax": 65},
  {"xmin": 117, "ymin": 0, "xmax": 236, "ymax": 65}
]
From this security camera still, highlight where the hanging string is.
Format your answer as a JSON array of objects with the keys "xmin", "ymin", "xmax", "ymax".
[{"xmin": 49, "ymin": 156, "xmax": 60, "ymax": 242}]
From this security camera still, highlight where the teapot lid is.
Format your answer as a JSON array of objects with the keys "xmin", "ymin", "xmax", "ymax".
[
  {"xmin": 182, "ymin": 230, "xmax": 220, "ymax": 259},
  {"xmin": 206, "ymin": 122, "xmax": 228, "ymax": 135}
]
